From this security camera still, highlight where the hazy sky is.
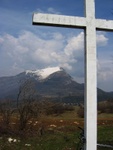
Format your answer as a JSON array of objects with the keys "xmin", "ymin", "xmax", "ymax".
[{"xmin": 0, "ymin": 0, "xmax": 113, "ymax": 91}]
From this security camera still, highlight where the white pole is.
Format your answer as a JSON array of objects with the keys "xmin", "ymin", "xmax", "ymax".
[{"xmin": 84, "ymin": 0, "xmax": 97, "ymax": 149}]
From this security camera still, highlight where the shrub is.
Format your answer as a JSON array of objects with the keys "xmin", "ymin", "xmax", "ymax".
[
  {"xmin": 98, "ymin": 100, "xmax": 113, "ymax": 114},
  {"xmin": 77, "ymin": 105, "xmax": 84, "ymax": 118}
]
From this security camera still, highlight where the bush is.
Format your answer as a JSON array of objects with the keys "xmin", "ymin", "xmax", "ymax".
[
  {"xmin": 98, "ymin": 100, "xmax": 113, "ymax": 114},
  {"xmin": 77, "ymin": 105, "xmax": 84, "ymax": 118},
  {"xmin": 45, "ymin": 102, "xmax": 74, "ymax": 116}
]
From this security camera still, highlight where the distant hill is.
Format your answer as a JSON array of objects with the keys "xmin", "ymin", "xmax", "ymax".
[{"xmin": 0, "ymin": 67, "xmax": 113, "ymax": 103}]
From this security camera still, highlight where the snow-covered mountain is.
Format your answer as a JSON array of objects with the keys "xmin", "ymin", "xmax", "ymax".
[
  {"xmin": 0, "ymin": 66, "xmax": 113, "ymax": 102},
  {"xmin": 25, "ymin": 67, "xmax": 62, "ymax": 80},
  {"xmin": 0, "ymin": 67, "xmax": 83, "ymax": 101}
]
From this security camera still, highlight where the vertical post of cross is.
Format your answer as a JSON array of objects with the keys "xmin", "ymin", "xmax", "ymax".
[{"xmin": 84, "ymin": 0, "xmax": 97, "ymax": 149}]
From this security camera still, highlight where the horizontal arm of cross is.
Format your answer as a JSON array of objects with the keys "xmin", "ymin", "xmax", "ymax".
[
  {"xmin": 33, "ymin": 13, "xmax": 113, "ymax": 32},
  {"xmin": 33, "ymin": 13, "xmax": 86, "ymax": 29},
  {"xmin": 96, "ymin": 19, "xmax": 113, "ymax": 31}
]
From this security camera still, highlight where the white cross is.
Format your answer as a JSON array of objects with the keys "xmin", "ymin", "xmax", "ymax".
[{"xmin": 32, "ymin": 0, "xmax": 113, "ymax": 149}]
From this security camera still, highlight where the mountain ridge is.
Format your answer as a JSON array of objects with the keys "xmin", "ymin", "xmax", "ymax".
[
  {"xmin": 25, "ymin": 67, "xmax": 63, "ymax": 80},
  {"xmin": 0, "ymin": 67, "xmax": 113, "ymax": 102}
]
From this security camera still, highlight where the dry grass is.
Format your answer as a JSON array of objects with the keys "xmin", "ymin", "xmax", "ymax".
[{"xmin": 0, "ymin": 108, "xmax": 113, "ymax": 150}]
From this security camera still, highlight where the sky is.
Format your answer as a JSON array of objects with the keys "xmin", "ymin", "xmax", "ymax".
[{"xmin": 0, "ymin": 0, "xmax": 113, "ymax": 92}]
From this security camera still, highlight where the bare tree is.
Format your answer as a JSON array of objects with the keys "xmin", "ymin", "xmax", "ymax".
[
  {"xmin": 0, "ymin": 99, "xmax": 14, "ymax": 128},
  {"xmin": 17, "ymin": 79, "xmax": 37, "ymax": 130}
]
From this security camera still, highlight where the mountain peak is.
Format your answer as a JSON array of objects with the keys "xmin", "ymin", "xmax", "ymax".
[{"xmin": 25, "ymin": 67, "xmax": 63, "ymax": 79}]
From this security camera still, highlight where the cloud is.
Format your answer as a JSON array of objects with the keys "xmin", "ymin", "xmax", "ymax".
[
  {"xmin": 47, "ymin": 7, "xmax": 61, "ymax": 14},
  {"xmin": 96, "ymin": 31, "xmax": 108, "ymax": 46},
  {"xmin": 0, "ymin": 30, "xmax": 85, "ymax": 79},
  {"xmin": 64, "ymin": 32, "xmax": 84, "ymax": 56},
  {"xmin": 0, "ymin": 31, "xmax": 108, "ymax": 72},
  {"xmin": 97, "ymin": 58, "xmax": 113, "ymax": 91},
  {"xmin": 0, "ymin": 30, "xmax": 112, "ymax": 91},
  {"xmin": 36, "ymin": 7, "xmax": 61, "ymax": 14},
  {"xmin": 98, "ymin": 59, "xmax": 113, "ymax": 80}
]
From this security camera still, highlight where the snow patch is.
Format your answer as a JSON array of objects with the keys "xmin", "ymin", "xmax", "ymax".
[{"xmin": 26, "ymin": 67, "xmax": 61, "ymax": 79}]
